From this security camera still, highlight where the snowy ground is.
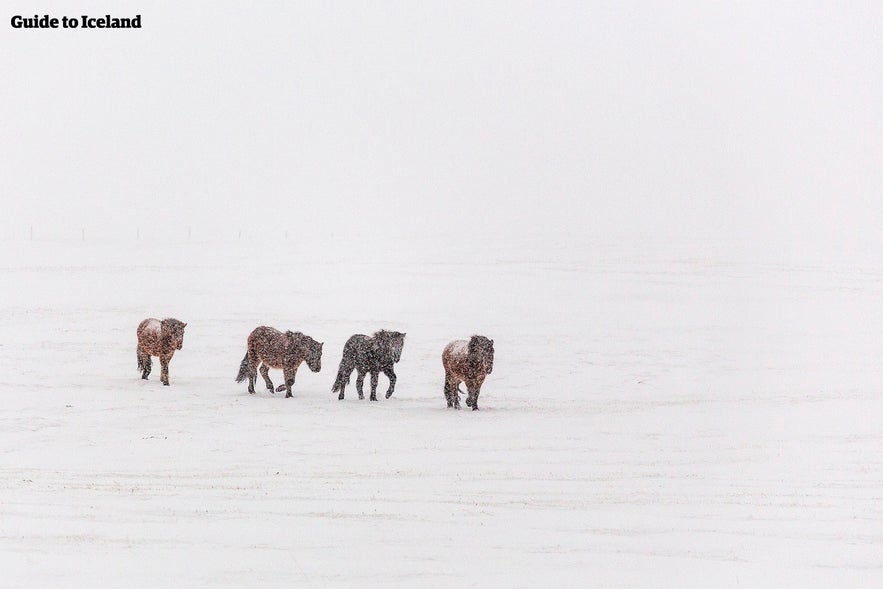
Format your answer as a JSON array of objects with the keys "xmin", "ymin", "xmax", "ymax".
[{"xmin": 0, "ymin": 236, "xmax": 881, "ymax": 587}]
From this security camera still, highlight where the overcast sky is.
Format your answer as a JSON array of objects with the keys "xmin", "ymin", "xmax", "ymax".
[{"xmin": 1, "ymin": 1, "xmax": 880, "ymax": 250}]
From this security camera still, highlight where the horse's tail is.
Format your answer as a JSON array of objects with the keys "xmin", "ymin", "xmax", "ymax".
[
  {"xmin": 235, "ymin": 352, "xmax": 250, "ymax": 382},
  {"xmin": 331, "ymin": 354, "xmax": 355, "ymax": 393},
  {"xmin": 137, "ymin": 345, "xmax": 143, "ymax": 371}
]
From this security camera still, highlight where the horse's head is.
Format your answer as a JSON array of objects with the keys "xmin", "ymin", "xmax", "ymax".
[
  {"xmin": 469, "ymin": 335, "xmax": 494, "ymax": 375},
  {"xmin": 390, "ymin": 332, "xmax": 406, "ymax": 363},
  {"xmin": 163, "ymin": 319, "xmax": 187, "ymax": 350},
  {"xmin": 375, "ymin": 330, "xmax": 406, "ymax": 363},
  {"xmin": 305, "ymin": 339, "xmax": 323, "ymax": 373}
]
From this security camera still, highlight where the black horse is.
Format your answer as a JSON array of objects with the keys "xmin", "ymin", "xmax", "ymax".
[{"xmin": 332, "ymin": 330, "xmax": 406, "ymax": 401}]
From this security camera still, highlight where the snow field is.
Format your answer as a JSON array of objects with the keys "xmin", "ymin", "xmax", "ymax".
[{"xmin": 0, "ymin": 237, "xmax": 881, "ymax": 586}]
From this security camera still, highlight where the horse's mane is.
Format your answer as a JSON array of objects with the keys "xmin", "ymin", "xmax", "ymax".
[
  {"xmin": 290, "ymin": 331, "xmax": 322, "ymax": 350},
  {"xmin": 468, "ymin": 335, "xmax": 493, "ymax": 355},
  {"xmin": 285, "ymin": 331, "xmax": 315, "ymax": 348},
  {"xmin": 373, "ymin": 330, "xmax": 404, "ymax": 341},
  {"xmin": 161, "ymin": 318, "xmax": 186, "ymax": 331}
]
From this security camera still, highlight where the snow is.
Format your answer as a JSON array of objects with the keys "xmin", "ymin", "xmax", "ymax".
[
  {"xmin": 0, "ymin": 236, "xmax": 881, "ymax": 587},
  {"xmin": 140, "ymin": 318, "xmax": 161, "ymax": 337}
]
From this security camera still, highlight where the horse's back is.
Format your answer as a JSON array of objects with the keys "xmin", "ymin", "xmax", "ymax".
[
  {"xmin": 136, "ymin": 318, "xmax": 162, "ymax": 354},
  {"xmin": 345, "ymin": 334, "xmax": 369, "ymax": 349},
  {"xmin": 247, "ymin": 325, "xmax": 281, "ymax": 346},
  {"xmin": 248, "ymin": 326, "xmax": 292, "ymax": 366},
  {"xmin": 442, "ymin": 340, "xmax": 468, "ymax": 371},
  {"xmin": 137, "ymin": 318, "xmax": 161, "ymax": 339}
]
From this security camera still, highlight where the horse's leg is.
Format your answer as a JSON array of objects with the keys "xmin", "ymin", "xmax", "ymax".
[
  {"xmin": 282, "ymin": 365, "xmax": 297, "ymax": 398},
  {"xmin": 247, "ymin": 351, "xmax": 259, "ymax": 394},
  {"xmin": 466, "ymin": 380, "xmax": 481, "ymax": 411},
  {"xmin": 355, "ymin": 370, "xmax": 366, "ymax": 400},
  {"xmin": 383, "ymin": 367, "xmax": 396, "ymax": 399},
  {"xmin": 369, "ymin": 371, "xmax": 379, "ymax": 401},
  {"xmin": 160, "ymin": 355, "xmax": 171, "ymax": 386},
  {"xmin": 259, "ymin": 364, "xmax": 274, "ymax": 393},
  {"xmin": 337, "ymin": 376, "xmax": 347, "ymax": 401},
  {"xmin": 444, "ymin": 372, "xmax": 460, "ymax": 409},
  {"xmin": 141, "ymin": 351, "xmax": 152, "ymax": 379}
]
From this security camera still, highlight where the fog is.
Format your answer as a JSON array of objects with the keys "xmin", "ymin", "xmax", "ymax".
[
  {"xmin": 2, "ymin": 5, "xmax": 883, "ymax": 584},
  {"xmin": 1, "ymin": 1, "xmax": 880, "ymax": 255}
]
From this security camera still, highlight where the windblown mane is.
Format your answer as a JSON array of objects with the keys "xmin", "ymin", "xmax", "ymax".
[
  {"xmin": 298, "ymin": 333, "xmax": 320, "ymax": 347},
  {"xmin": 373, "ymin": 329, "xmax": 401, "ymax": 342},
  {"xmin": 468, "ymin": 335, "xmax": 493, "ymax": 356},
  {"xmin": 161, "ymin": 318, "xmax": 185, "ymax": 332},
  {"xmin": 374, "ymin": 330, "xmax": 405, "ymax": 361},
  {"xmin": 297, "ymin": 333, "xmax": 323, "ymax": 369}
]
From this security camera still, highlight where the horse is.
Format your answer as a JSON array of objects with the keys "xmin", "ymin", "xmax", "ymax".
[
  {"xmin": 235, "ymin": 326, "xmax": 323, "ymax": 398},
  {"xmin": 332, "ymin": 330, "xmax": 406, "ymax": 401},
  {"xmin": 442, "ymin": 335, "xmax": 494, "ymax": 410},
  {"xmin": 136, "ymin": 318, "xmax": 187, "ymax": 385}
]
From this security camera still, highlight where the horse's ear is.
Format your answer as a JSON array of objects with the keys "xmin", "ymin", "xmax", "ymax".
[
  {"xmin": 183, "ymin": 323, "xmax": 187, "ymax": 328},
  {"xmin": 320, "ymin": 342, "xmax": 324, "ymax": 349},
  {"xmin": 490, "ymin": 339, "xmax": 494, "ymax": 345}
]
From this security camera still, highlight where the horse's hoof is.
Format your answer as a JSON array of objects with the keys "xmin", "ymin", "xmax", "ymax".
[
  {"xmin": 285, "ymin": 392, "xmax": 293, "ymax": 398},
  {"xmin": 472, "ymin": 406, "xmax": 479, "ymax": 411},
  {"xmin": 358, "ymin": 395, "xmax": 364, "ymax": 400},
  {"xmin": 162, "ymin": 382, "xmax": 169, "ymax": 387},
  {"xmin": 338, "ymin": 393, "xmax": 344, "ymax": 400},
  {"xmin": 385, "ymin": 392, "xmax": 393, "ymax": 399},
  {"xmin": 465, "ymin": 398, "xmax": 473, "ymax": 407}
]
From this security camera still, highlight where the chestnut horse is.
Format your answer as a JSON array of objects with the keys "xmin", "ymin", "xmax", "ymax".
[
  {"xmin": 442, "ymin": 335, "xmax": 494, "ymax": 410},
  {"xmin": 136, "ymin": 318, "xmax": 187, "ymax": 385},
  {"xmin": 236, "ymin": 326, "xmax": 323, "ymax": 397}
]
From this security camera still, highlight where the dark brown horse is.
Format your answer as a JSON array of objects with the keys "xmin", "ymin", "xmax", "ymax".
[
  {"xmin": 236, "ymin": 326, "xmax": 323, "ymax": 397},
  {"xmin": 136, "ymin": 318, "xmax": 187, "ymax": 385},
  {"xmin": 332, "ymin": 330, "xmax": 406, "ymax": 401},
  {"xmin": 442, "ymin": 335, "xmax": 494, "ymax": 410}
]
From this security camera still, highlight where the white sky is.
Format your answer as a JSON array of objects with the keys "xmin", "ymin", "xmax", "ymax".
[{"xmin": 1, "ymin": 1, "xmax": 880, "ymax": 250}]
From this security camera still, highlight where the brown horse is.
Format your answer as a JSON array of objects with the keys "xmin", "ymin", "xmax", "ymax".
[
  {"xmin": 136, "ymin": 318, "xmax": 187, "ymax": 385},
  {"xmin": 442, "ymin": 335, "xmax": 494, "ymax": 410},
  {"xmin": 235, "ymin": 326, "xmax": 323, "ymax": 397}
]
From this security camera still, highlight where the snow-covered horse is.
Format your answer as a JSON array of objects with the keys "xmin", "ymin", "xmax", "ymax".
[
  {"xmin": 332, "ymin": 330, "xmax": 406, "ymax": 401},
  {"xmin": 442, "ymin": 335, "xmax": 494, "ymax": 410},
  {"xmin": 236, "ymin": 326, "xmax": 323, "ymax": 397},
  {"xmin": 136, "ymin": 317, "xmax": 187, "ymax": 385}
]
